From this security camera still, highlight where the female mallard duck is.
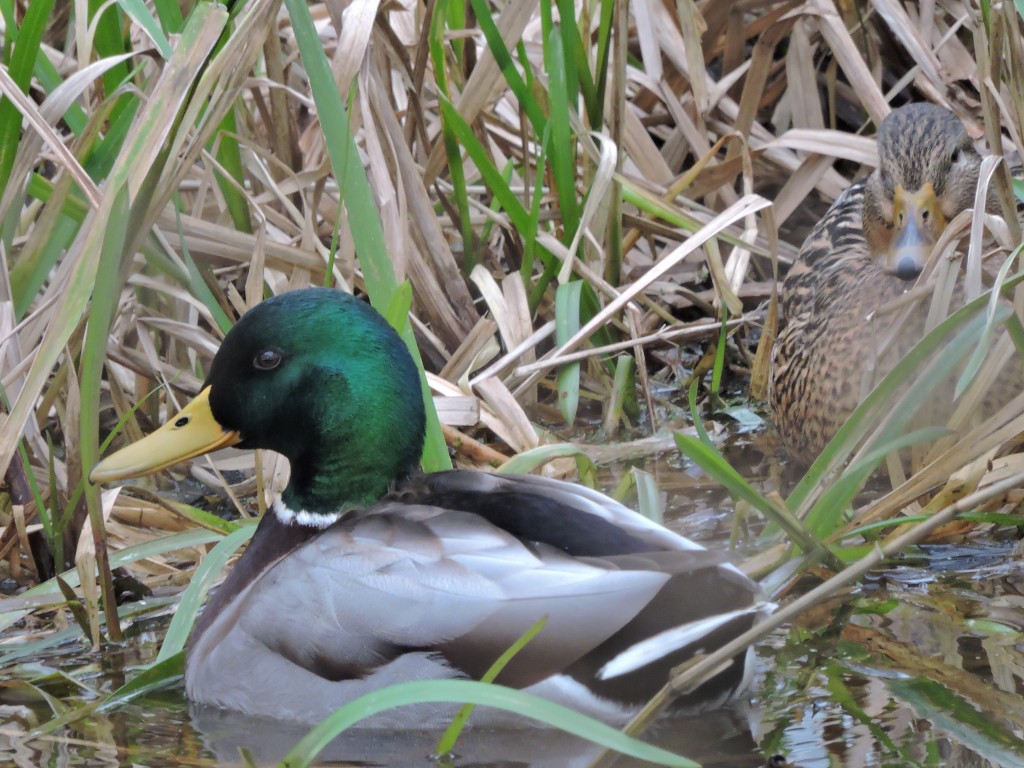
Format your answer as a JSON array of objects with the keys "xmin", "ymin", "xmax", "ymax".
[
  {"xmin": 91, "ymin": 288, "xmax": 767, "ymax": 726},
  {"xmin": 769, "ymin": 103, "xmax": 994, "ymax": 464}
]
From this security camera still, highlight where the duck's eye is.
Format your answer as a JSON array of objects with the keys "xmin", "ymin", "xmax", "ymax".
[
  {"xmin": 253, "ymin": 349, "xmax": 282, "ymax": 371},
  {"xmin": 950, "ymin": 147, "xmax": 961, "ymax": 164}
]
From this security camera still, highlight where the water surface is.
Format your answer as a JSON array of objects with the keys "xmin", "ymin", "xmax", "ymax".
[{"xmin": 2, "ymin": 428, "xmax": 1023, "ymax": 767}]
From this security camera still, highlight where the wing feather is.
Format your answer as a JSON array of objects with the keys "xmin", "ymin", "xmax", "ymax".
[{"xmin": 235, "ymin": 506, "xmax": 669, "ymax": 686}]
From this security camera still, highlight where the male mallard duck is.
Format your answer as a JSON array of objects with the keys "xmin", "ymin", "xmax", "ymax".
[
  {"xmin": 769, "ymin": 103, "xmax": 998, "ymax": 464},
  {"xmin": 91, "ymin": 288, "xmax": 767, "ymax": 726}
]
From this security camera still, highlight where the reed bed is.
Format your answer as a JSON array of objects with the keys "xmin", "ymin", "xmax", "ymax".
[{"xmin": 0, "ymin": 0, "xmax": 1022, "ymax": 762}]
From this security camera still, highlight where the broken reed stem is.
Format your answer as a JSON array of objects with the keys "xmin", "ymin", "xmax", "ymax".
[{"xmin": 441, "ymin": 424, "xmax": 510, "ymax": 466}]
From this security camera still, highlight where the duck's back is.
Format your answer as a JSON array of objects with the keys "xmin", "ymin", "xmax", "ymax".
[{"xmin": 185, "ymin": 471, "xmax": 764, "ymax": 725}]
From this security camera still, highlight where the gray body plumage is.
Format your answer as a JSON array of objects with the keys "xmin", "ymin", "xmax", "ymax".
[{"xmin": 186, "ymin": 472, "xmax": 766, "ymax": 725}]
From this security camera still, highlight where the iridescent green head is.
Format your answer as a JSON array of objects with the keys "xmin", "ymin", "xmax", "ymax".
[{"xmin": 90, "ymin": 289, "xmax": 426, "ymax": 514}]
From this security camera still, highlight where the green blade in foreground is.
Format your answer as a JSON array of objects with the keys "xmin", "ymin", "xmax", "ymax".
[
  {"xmin": 157, "ymin": 521, "xmax": 257, "ymax": 662},
  {"xmin": 888, "ymin": 677, "xmax": 1024, "ymax": 764},
  {"xmin": 284, "ymin": 0, "xmax": 450, "ymax": 472},
  {"xmin": 277, "ymin": 680, "xmax": 698, "ymax": 768}
]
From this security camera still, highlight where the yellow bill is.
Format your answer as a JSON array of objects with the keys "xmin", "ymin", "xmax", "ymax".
[{"xmin": 90, "ymin": 387, "xmax": 241, "ymax": 484}]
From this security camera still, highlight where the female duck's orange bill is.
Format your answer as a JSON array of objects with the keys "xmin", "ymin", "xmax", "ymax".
[{"xmin": 90, "ymin": 387, "xmax": 241, "ymax": 484}]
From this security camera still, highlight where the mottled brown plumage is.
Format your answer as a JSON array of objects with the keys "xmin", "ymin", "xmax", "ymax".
[{"xmin": 769, "ymin": 104, "xmax": 1002, "ymax": 464}]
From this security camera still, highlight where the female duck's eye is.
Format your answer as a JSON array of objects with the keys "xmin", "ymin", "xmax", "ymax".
[
  {"xmin": 253, "ymin": 349, "xmax": 282, "ymax": 371},
  {"xmin": 950, "ymin": 147, "xmax": 961, "ymax": 164}
]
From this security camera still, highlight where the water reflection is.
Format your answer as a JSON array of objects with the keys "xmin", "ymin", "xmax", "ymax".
[
  {"xmin": 5, "ymin": 551, "xmax": 1022, "ymax": 767},
  {"xmin": 0, "ymin": 688, "xmax": 762, "ymax": 767},
  {"xmin": 757, "ymin": 545, "xmax": 1024, "ymax": 768},
  {"xmin": 191, "ymin": 705, "xmax": 759, "ymax": 767},
  {"xmin": 3, "ymin": 438, "xmax": 1024, "ymax": 766}
]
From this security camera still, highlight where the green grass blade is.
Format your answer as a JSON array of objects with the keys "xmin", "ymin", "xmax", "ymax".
[
  {"xmin": 24, "ymin": 174, "xmax": 89, "ymax": 220},
  {"xmin": 786, "ymin": 275, "xmax": 1024, "ymax": 513},
  {"xmin": 552, "ymin": 0, "xmax": 580, "ymax": 104},
  {"xmin": 286, "ymin": 0, "xmax": 392, "ymax": 303},
  {"xmin": 156, "ymin": 521, "xmax": 257, "ymax": 662},
  {"xmin": 687, "ymin": 380, "xmax": 714, "ymax": 448},
  {"xmin": 112, "ymin": 528, "xmax": 226, "ymax": 564},
  {"xmin": 88, "ymin": 0, "xmax": 132, "ymax": 106},
  {"xmin": 81, "ymin": 185, "xmax": 132, "ymax": 640},
  {"xmin": 28, "ymin": 701, "xmax": 102, "ymax": 739},
  {"xmin": 55, "ymin": 575, "xmax": 93, "ymax": 640},
  {"xmin": 521, "ymin": 128, "xmax": 548, "ymax": 288},
  {"xmin": 82, "ymin": 95, "xmax": 139, "ymax": 179},
  {"xmin": 955, "ymin": 247, "xmax": 1020, "ymax": 397},
  {"xmin": 0, "ymin": 676, "xmax": 72, "ymax": 720},
  {"xmin": 887, "ymin": 677, "xmax": 1024, "ymax": 764},
  {"xmin": 285, "ymin": 0, "xmax": 450, "ymax": 471},
  {"xmin": 632, "ymin": 467, "xmax": 664, "ymax": 523},
  {"xmin": 555, "ymin": 0, "xmax": 598, "ymax": 124},
  {"xmin": 11, "ymin": 212, "xmax": 78, "ymax": 319},
  {"xmin": 118, "ymin": 0, "xmax": 173, "ymax": 59},
  {"xmin": 525, "ymin": 125, "xmax": 558, "ymax": 311},
  {"xmin": 592, "ymin": 0, "xmax": 616, "ymax": 111},
  {"xmin": 434, "ymin": 617, "xmax": 548, "ymax": 754},
  {"xmin": 604, "ymin": 353, "xmax": 636, "ymax": 433},
  {"xmin": 710, "ymin": 306, "xmax": 729, "ymax": 398},
  {"xmin": 443, "ymin": 0, "xmax": 466, "ymax": 65},
  {"xmin": 152, "ymin": 0, "xmax": 185, "ymax": 34},
  {"xmin": 621, "ymin": 181, "xmax": 770, "ymax": 254},
  {"xmin": 467, "ymin": 0, "xmax": 547, "ymax": 134},
  {"xmin": 440, "ymin": 126, "xmax": 474, "ymax": 270},
  {"xmin": 173, "ymin": 195, "xmax": 234, "ymax": 333},
  {"xmin": 496, "ymin": 442, "xmax": 595, "ymax": 476},
  {"xmin": 541, "ymin": 27, "xmax": 579, "ymax": 236},
  {"xmin": 438, "ymin": 95, "xmax": 532, "ymax": 232},
  {"xmin": 0, "ymin": 0, "xmax": 56, "ymax": 190},
  {"xmin": 211, "ymin": 108, "xmax": 253, "ymax": 234},
  {"xmin": 160, "ymin": 499, "xmax": 243, "ymax": 535},
  {"xmin": 426, "ymin": 0, "xmax": 474, "ymax": 270},
  {"xmin": 556, "ymin": 281, "xmax": 583, "ymax": 425},
  {"xmin": 277, "ymin": 680, "xmax": 699, "ymax": 768},
  {"xmin": 674, "ymin": 432, "xmax": 823, "ymax": 556},
  {"xmin": 803, "ymin": 427, "xmax": 950, "ymax": 538},
  {"xmin": 383, "ymin": 281, "xmax": 414, "ymax": 332},
  {"xmin": 1007, "ymin": 311, "xmax": 1024, "ymax": 356},
  {"xmin": 98, "ymin": 652, "xmax": 185, "ymax": 711}
]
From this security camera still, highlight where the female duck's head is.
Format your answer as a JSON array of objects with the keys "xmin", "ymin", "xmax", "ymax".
[
  {"xmin": 91, "ymin": 289, "xmax": 426, "ymax": 514},
  {"xmin": 862, "ymin": 103, "xmax": 982, "ymax": 281}
]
